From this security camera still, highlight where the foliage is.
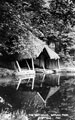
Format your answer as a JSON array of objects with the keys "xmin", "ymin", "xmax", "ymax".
[
  {"xmin": 28, "ymin": 0, "xmax": 75, "ymax": 61},
  {"xmin": 0, "ymin": 0, "xmax": 75, "ymax": 61},
  {"xmin": 0, "ymin": 110, "xmax": 29, "ymax": 120},
  {"xmin": 30, "ymin": 0, "xmax": 75, "ymax": 52},
  {"xmin": 0, "ymin": 0, "xmax": 32, "ymax": 57}
]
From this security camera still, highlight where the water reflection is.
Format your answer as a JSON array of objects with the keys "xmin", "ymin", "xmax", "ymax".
[
  {"xmin": 0, "ymin": 73, "xmax": 60, "ymax": 112},
  {"xmin": 16, "ymin": 74, "xmax": 35, "ymax": 90},
  {"xmin": 0, "ymin": 73, "xmax": 75, "ymax": 119},
  {"xmin": 16, "ymin": 73, "xmax": 60, "ymax": 90},
  {"xmin": 34, "ymin": 73, "xmax": 60, "ymax": 88}
]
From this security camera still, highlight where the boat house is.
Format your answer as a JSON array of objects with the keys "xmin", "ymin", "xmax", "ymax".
[
  {"xmin": 11, "ymin": 31, "xmax": 60, "ymax": 72},
  {"xmin": 0, "ymin": 31, "xmax": 60, "ymax": 73},
  {"xmin": 34, "ymin": 44, "xmax": 60, "ymax": 71}
]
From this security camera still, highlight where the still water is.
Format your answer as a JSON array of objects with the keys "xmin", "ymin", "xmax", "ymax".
[{"xmin": 0, "ymin": 73, "xmax": 75, "ymax": 120}]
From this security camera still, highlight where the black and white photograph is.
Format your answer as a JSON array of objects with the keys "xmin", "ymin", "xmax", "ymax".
[{"xmin": 0, "ymin": 0, "xmax": 75, "ymax": 120}]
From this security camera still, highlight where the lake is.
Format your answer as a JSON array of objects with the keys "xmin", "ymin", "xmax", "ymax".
[{"xmin": 0, "ymin": 72, "xmax": 75, "ymax": 120}]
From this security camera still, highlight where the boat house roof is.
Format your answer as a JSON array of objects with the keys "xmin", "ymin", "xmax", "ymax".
[
  {"xmin": 0, "ymin": 29, "xmax": 59, "ymax": 61},
  {"xmin": 44, "ymin": 45, "xmax": 60, "ymax": 59},
  {"xmin": 16, "ymin": 31, "xmax": 59, "ymax": 60}
]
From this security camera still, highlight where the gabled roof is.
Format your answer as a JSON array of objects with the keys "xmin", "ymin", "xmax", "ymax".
[{"xmin": 44, "ymin": 45, "xmax": 60, "ymax": 59}]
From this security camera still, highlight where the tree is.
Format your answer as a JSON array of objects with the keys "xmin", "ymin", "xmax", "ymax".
[
  {"xmin": 0, "ymin": 0, "xmax": 75, "ymax": 62},
  {"xmin": 27, "ymin": 0, "xmax": 75, "ymax": 60},
  {"xmin": 0, "ymin": 0, "xmax": 45, "ymax": 58},
  {"xmin": 0, "ymin": 0, "xmax": 32, "ymax": 58}
]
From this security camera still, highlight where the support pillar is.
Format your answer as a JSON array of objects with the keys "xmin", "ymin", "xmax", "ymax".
[
  {"xmin": 16, "ymin": 61, "xmax": 21, "ymax": 72},
  {"xmin": 32, "ymin": 58, "xmax": 34, "ymax": 70},
  {"xmin": 58, "ymin": 59, "xmax": 60, "ymax": 69}
]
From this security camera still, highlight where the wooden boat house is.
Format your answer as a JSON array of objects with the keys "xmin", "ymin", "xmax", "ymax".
[
  {"xmin": 34, "ymin": 45, "xmax": 60, "ymax": 73},
  {"xmin": 0, "ymin": 31, "xmax": 60, "ymax": 75},
  {"xmin": 19, "ymin": 31, "xmax": 60, "ymax": 74}
]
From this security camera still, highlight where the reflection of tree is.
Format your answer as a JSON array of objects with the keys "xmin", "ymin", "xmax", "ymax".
[{"xmin": 59, "ymin": 79, "xmax": 75, "ymax": 119}]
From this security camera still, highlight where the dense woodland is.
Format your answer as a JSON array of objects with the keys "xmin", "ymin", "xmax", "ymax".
[{"xmin": 0, "ymin": 0, "xmax": 75, "ymax": 64}]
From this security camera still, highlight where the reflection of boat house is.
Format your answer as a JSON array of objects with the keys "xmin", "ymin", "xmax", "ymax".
[
  {"xmin": 35, "ymin": 73, "xmax": 60, "ymax": 87},
  {"xmin": 15, "ymin": 91, "xmax": 45, "ymax": 114},
  {"xmin": 37, "ymin": 86, "xmax": 60, "ymax": 105}
]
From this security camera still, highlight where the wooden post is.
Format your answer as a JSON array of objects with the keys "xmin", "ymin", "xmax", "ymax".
[
  {"xmin": 16, "ymin": 78, "xmax": 22, "ymax": 90},
  {"xmin": 58, "ymin": 74, "xmax": 60, "ymax": 86},
  {"xmin": 40, "ymin": 74, "xmax": 45, "ymax": 87},
  {"xmin": 26, "ymin": 60, "xmax": 30, "ymax": 70},
  {"xmin": 31, "ymin": 77, "xmax": 35, "ymax": 90},
  {"xmin": 58, "ymin": 59, "xmax": 60, "ymax": 69},
  {"xmin": 16, "ymin": 61, "xmax": 21, "ymax": 72},
  {"xmin": 42, "ymin": 63, "xmax": 45, "ymax": 70},
  {"xmin": 32, "ymin": 58, "xmax": 34, "ymax": 70}
]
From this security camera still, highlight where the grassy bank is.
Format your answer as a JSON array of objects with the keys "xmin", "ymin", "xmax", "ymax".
[{"xmin": 0, "ymin": 110, "xmax": 29, "ymax": 120}]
